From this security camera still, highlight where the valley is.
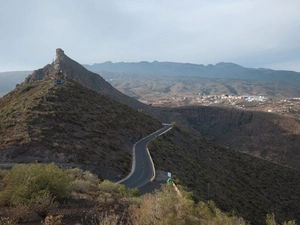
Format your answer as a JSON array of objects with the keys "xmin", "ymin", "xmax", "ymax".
[{"xmin": 98, "ymin": 73, "xmax": 300, "ymax": 120}]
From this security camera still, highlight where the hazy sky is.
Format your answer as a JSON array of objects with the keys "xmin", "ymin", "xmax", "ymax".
[{"xmin": 1, "ymin": 0, "xmax": 300, "ymax": 72}]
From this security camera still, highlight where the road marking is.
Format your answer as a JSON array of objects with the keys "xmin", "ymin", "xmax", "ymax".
[{"xmin": 127, "ymin": 170, "xmax": 144, "ymax": 187}]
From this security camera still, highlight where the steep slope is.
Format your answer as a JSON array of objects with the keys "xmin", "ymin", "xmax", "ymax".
[
  {"xmin": 149, "ymin": 125, "xmax": 300, "ymax": 225},
  {"xmin": 167, "ymin": 106, "xmax": 300, "ymax": 170},
  {"xmin": 23, "ymin": 49, "xmax": 150, "ymax": 111},
  {"xmin": 0, "ymin": 73, "xmax": 162, "ymax": 180}
]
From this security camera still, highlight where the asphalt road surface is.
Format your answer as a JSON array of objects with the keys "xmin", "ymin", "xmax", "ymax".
[{"xmin": 118, "ymin": 124, "xmax": 172, "ymax": 189}]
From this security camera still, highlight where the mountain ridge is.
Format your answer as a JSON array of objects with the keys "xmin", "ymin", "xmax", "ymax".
[
  {"xmin": 21, "ymin": 49, "xmax": 150, "ymax": 112},
  {"xmin": 1, "ymin": 60, "xmax": 299, "ymax": 97},
  {"xmin": 0, "ymin": 72, "xmax": 162, "ymax": 180},
  {"xmin": 84, "ymin": 61, "xmax": 300, "ymax": 83}
]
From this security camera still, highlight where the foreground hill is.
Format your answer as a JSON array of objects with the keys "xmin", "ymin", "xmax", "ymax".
[
  {"xmin": 0, "ymin": 73, "xmax": 162, "ymax": 180},
  {"xmin": 165, "ymin": 106, "xmax": 300, "ymax": 170},
  {"xmin": 149, "ymin": 125, "xmax": 300, "ymax": 225}
]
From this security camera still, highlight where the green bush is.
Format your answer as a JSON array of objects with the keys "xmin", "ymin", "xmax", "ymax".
[
  {"xmin": 21, "ymin": 84, "xmax": 34, "ymax": 93},
  {"xmin": 72, "ymin": 180, "xmax": 97, "ymax": 194},
  {"xmin": 98, "ymin": 180, "xmax": 124, "ymax": 194},
  {"xmin": 129, "ymin": 184, "xmax": 248, "ymax": 225},
  {"xmin": 0, "ymin": 168, "xmax": 6, "ymax": 180},
  {"xmin": 0, "ymin": 163, "xmax": 71, "ymax": 206},
  {"xmin": 128, "ymin": 188, "xmax": 140, "ymax": 197},
  {"xmin": 67, "ymin": 168, "xmax": 100, "ymax": 194},
  {"xmin": 66, "ymin": 167, "xmax": 83, "ymax": 180}
]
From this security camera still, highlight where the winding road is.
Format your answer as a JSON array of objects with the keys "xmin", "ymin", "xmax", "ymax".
[{"xmin": 118, "ymin": 124, "xmax": 172, "ymax": 189}]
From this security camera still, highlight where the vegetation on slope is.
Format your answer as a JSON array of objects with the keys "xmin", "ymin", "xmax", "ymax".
[
  {"xmin": 0, "ymin": 73, "xmax": 162, "ymax": 179},
  {"xmin": 148, "ymin": 125, "xmax": 300, "ymax": 225},
  {"xmin": 3, "ymin": 164, "xmax": 293, "ymax": 225},
  {"xmin": 167, "ymin": 106, "xmax": 300, "ymax": 170}
]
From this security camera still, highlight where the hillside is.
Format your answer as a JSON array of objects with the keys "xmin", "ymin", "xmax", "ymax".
[
  {"xmin": 165, "ymin": 106, "xmax": 300, "ymax": 170},
  {"xmin": 0, "ymin": 73, "xmax": 162, "ymax": 180},
  {"xmin": 148, "ymin": 125, "xmax": 300, "ymax": 225}
]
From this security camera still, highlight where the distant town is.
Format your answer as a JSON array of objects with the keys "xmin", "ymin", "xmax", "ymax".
[{"xmin": 146, "ymin": 94, "xmax": 300, "ymax": 120}]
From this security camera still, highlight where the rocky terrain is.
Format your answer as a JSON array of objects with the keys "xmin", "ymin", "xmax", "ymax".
[{"xmin": 22, "ymin": 49, "xmax": 152, "ymax": 113}]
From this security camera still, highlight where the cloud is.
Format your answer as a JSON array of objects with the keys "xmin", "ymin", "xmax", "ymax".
[{"xmin": 0, "ymin": 0, "xmax": 300, "ymax": 71}]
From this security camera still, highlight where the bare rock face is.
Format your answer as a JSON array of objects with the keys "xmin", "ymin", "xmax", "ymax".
[
  {"xmin": 54, "ymin": 48, "xmax": 65, "ymax": 71},
  {"xmin": 56, "ymin": 48, "xmax": 65, "ymax": 57}
]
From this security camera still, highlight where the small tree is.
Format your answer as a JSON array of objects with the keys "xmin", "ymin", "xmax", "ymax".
[{"xmin": 0, "ymin": 163, "xmax": 71, "ymax": 207}]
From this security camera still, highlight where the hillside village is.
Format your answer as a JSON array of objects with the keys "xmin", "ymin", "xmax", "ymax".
[{"xmin": 148, "ymin": 94, "xmax": 300, "ymax": 119}]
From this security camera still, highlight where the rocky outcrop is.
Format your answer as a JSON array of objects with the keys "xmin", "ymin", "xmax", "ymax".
[{"xmin": 22, "ymin": 49, "xmax": 151, "ymax": 112}]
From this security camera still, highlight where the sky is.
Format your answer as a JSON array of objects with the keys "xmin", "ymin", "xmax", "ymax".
[{"xmin": 1, "ymin": 0, "xmax": 300, "ymax": 72}]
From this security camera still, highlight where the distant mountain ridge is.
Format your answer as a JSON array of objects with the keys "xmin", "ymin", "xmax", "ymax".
[
  {"xmin": 2, "ymin": 59, "xmax": 300, "ymax": 98},
  {"xmin": 84, "ymin": 61, "xmax": 300, "ymax": 83}
]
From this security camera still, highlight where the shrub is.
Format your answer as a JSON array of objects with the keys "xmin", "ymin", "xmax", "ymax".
[
  {"xmin": 0, "ymin": 217, "xmax": 14, "ymax": 225},
  {"xmin": 0, "ymin": 163, "xmax": 71, "ymax": 206},
  {"xmin": 72, "ymin": 180, "xmax": 97, "ymax": 194},
  {"xmin": 98, "ymin": 180, "xmax": 124, "ymax": 194},
  {"xmin": 128, "ymin": 188, "xmax": 140, "ymax": 197},
  {"xmin": 67, "ymin": 168, "xmax": 100, "ymax": 195},
  {"xmin": 266, "ymin": 214, "xmax": 297, "ymax": 225},
  {"xmin": 42, "ymin": 215, "xmax": 63, "ymax": 225},
  {"xmin": 30, "ymin": 192, "xmax": 58, "ymax": 218},
  {"xmin": 66, "ymin": 167, "xmax": 83, "ymax": 180},
  {"xmin": 21, "ymin": 84, "xmax": 34, "ymax": 93},
  {"xmin": 129, "ymin": 184, "xmax": 248, "ymax": 225},
  {"xmin": 0, "ymin": 168, "xmax": 6, "ymax": 181}
]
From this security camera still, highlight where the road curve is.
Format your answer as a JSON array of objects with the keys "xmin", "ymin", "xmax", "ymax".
[{"xmin": 118, "ymin": 124, "xmax": 172, "ymax": 189}]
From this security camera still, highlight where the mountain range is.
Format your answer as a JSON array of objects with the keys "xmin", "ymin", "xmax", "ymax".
[
  {"xmin": 84, "ymin": 61, "xmax": 300, "ymax": 83},
  {"xmin": 2, "ymin": 59, "xmax": 300, "ymax": 99}
]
